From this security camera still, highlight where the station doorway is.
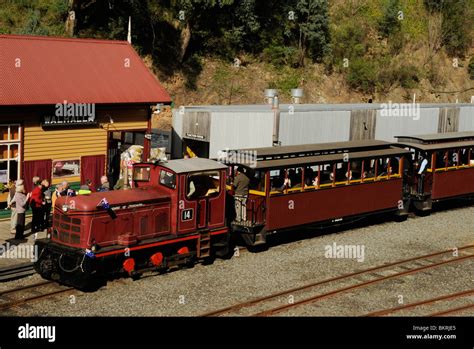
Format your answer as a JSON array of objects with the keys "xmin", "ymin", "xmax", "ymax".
[
  {"xmin": 184, "ymin": 139, "xmax": 210, "ymax": 158},
  {"xmin": 107, "ymin": 131, "xmax": 147, "ymax": 187}
]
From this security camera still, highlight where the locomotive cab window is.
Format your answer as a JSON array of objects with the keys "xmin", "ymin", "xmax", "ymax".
[
  {"xmin": 160, "ymin": 169, "xmax": 176, "ymax": 189},
  {"xmin": 187, "ymin": 171, "xmax": 220, "ymax": 199},
  {"xmin": 133, "ymin": 166, "xmax": 151, "ymax": 181}
]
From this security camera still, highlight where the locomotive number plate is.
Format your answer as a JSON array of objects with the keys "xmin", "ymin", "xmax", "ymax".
[{"xmin": 181, "ymin": 208, "xmax": 194, "ymax": 221}]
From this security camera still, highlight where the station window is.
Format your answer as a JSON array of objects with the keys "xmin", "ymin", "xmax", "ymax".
[
  {"xmin": 160, "ymin": 169, "xmax": 176, "ymax": 189},
  {"xmin": 0, "ymin": 124, "xmax": 21, "ymax": 185},
  {"xmin": 187, "ymin": 171, "xmax": 220, "ymax": 199}
]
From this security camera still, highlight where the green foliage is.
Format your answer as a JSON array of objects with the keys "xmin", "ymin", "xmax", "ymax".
[
  {"xmin": 331, "ymin": 22, "xmax": 367, "ymax": 66},
  {"xmin": 262, "ymin": 45, "xmax": 299, "ymax": 67},
  {"xmin": 347, "ymin": 59, "xmax": 378, "ymax": 93},
  {"xmin": 0, "ymin": 0, "xmax": 67, "ymax": 35},
  {"xmin": 268, "ymin": 67, "xmax": 303, "ymax": 94},
  {"xmin": 468, "ymin": 57, "xmax": 474, "ymax": 80},
  {"xmin": 441, "ymin": 0, "xmax": 469, "ymax": 57},
  {"xmin": 0, "ymin": 0, "xmax": 471, "ymax": 94},
  {"xmin": 423, "ymin": 0, "xmax": 443, "ymax": 13},
  {"xmin": 295, "ymin": 0, "xmax": 331, "ymax": 63},
  {"xmin": 379, "ymin": 0, "xmax": 401, "ymax": 38},
  {"xmin": 397, "ymin": 65, "xmax": 420, "ymax": 88}
]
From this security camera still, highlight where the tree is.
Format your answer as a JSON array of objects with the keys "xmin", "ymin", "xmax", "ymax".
[
  {"xmin": 441, "ymin": 0, "xmax": 469, "ymax": 57},
  {"xmin": 378, "ymin": 0, "xmax": 401, "ymax": 38},
  {"xmin": 295, "ymin": 0, "xmax": 330, "ymax": 66}
]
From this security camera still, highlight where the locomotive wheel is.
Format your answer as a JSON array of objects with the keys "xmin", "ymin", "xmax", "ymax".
[{"xmin": 36, "ymin": 256, "xmax": 54, "ymax": 280}]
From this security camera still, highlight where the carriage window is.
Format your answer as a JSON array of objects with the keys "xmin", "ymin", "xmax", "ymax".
[
  {"xmin": 249, "ymin": 170, "xmax": 265, "ymax": 192},
  {"xmin": 270, "ymin": 169, "xmax": 285, "ymax": 192},
  {"xmin": 435, "ymin": 151, "xmax": 447, "ymax": 169},
  {"xmin": 133, "ymin": 166, "xmax": 151, "ymax": 181},
  {"xmin": 447, "ymin": 150, "xmax": 458, "ymax": 167},
  {"xmin": 363, "ymin": 159, "xmax": 376, "ymax": 180},
  {"xmin": 287, "ymin": 167, "xmax": 303, "ymax": 189},
  {"xmin": 159, "ymin": 170, "xmax": 176, "ymax": 189},
  {"xmin": 459, "ymin": 148, "xmax": 470, "ymax": 166},
  {"xmin": 319, "ymin": 163, "xmax": 334, "ymax": 186},
  {"xmin": 350, "ymin": 160, "xmax": 362, "ymax": 181},
  {"xmin": 303, "ymin": 166, "xmax": 318, "ymax": 188},
  {"xmin": 187, "ymin": 171, "xmax": 220, "ymax": 199},
  {"xmin": 376, "ymin": 158, "xmax": 390, "ymax": 178},
  {"xmin": 334, "ymin": 162, "xmax": 347, "ymax": 184},
  {"xmin": 390, "ymin": 157, "xmax": 401, "ymax": 176}
]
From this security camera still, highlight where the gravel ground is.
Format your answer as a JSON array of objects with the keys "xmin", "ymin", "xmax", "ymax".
[{"xmin": 1, "ymin": 203, "xmax": 473, "ymax": 317}]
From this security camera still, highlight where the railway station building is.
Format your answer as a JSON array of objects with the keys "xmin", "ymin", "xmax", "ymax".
[{"xmin": 0, "ymin": 34, "xmax": 171, "ymax": 206}]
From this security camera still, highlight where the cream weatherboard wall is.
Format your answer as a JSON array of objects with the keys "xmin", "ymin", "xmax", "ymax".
[{"xmin": 12, "ymin": 107, "xmax": 149, "ymax": 185}]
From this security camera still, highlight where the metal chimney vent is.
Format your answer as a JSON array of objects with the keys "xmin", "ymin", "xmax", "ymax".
[
  {"xmin": 291, "ymin": 88, "xmax": 304, "ymax": 104},
  {"xmin": 264, "ymin": 89, "xmax": 278, "ymax": 104}
]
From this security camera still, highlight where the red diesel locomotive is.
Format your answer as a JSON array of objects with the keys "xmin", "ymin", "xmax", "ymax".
[{"xmin": 34, "ymin": 132, "xmax": 474, "ymax": 289}]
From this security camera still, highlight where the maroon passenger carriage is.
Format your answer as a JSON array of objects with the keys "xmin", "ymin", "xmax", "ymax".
[
  {"xmin": 396, "ymin": 131, "xmax": 474, "ymax": 213},
  {"xmin": 34, "ymin": 158, "xmax": 230, "ymax": 289},
  {"xmin": 226, "ymin": 140, "xmax": 411, "ymax": 247}
]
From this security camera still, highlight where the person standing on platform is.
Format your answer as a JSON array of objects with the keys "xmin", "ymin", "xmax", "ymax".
[
  {"xmin": 98, "ymin": 175, "xmax": 110, "ymax": 192},
  {"xmin": 233, "ymin": 166, "xmax": 250, "ymax": 222},
  {"xmin": 7, "ymin": 179, "xmax": 23, "ymax": 235},
  {"xmin": 41, "ymin": 179, "xmax": 53, "ymax": 229},
  {"xmin": 29, "ymin": 176, "xmax": 44, "ymax": 233},
  {"xmin": 11, "ymin": 185, "xmax": 30, "ymax": 241}
]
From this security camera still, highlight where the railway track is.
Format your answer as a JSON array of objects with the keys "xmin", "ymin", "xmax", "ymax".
[
  {"xmin": 0, "ymin": 262, "xmax": 35, "ymax": 282},
  {"xmin": 201, "ymin": 245, "xmax": 474, "ymax": 317},
  {"xmin": 0, "ymin": 280, "xmax": 75, "ymax": 312},
  {"xmin": 363, "ymin": 289, "xmax": 474, "ymax": 317}
]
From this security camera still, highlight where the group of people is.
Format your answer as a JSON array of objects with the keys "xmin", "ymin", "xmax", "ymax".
[
  {"xmin": 7, "ymin": 175, "xmax": 114, "ymax": 241},
  {"xmin": 7, "ymin": 177, "xmax": 53, "ymax": 241}
]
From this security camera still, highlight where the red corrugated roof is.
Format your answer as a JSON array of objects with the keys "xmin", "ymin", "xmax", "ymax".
[{"xmin": 0, "ymin": 34, "xmax": 171, "ymax": 106}]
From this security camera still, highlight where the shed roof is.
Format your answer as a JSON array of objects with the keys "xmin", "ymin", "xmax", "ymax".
[{"xmin": 0, "ymin": 34, "xmax": 171, "ymax": 106}]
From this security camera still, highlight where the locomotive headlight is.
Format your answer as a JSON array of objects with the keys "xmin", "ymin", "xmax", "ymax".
[
  {"xmin": 46, "ymin": 231, "xmax": 52, "ymax": 239},
  {"xmin": 62, "ymin": 204, "xmax": 68, "ymax": 212},
  {"xmin": 91, "ymin": 244, "xmax": 98, "ymax": 252}
]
